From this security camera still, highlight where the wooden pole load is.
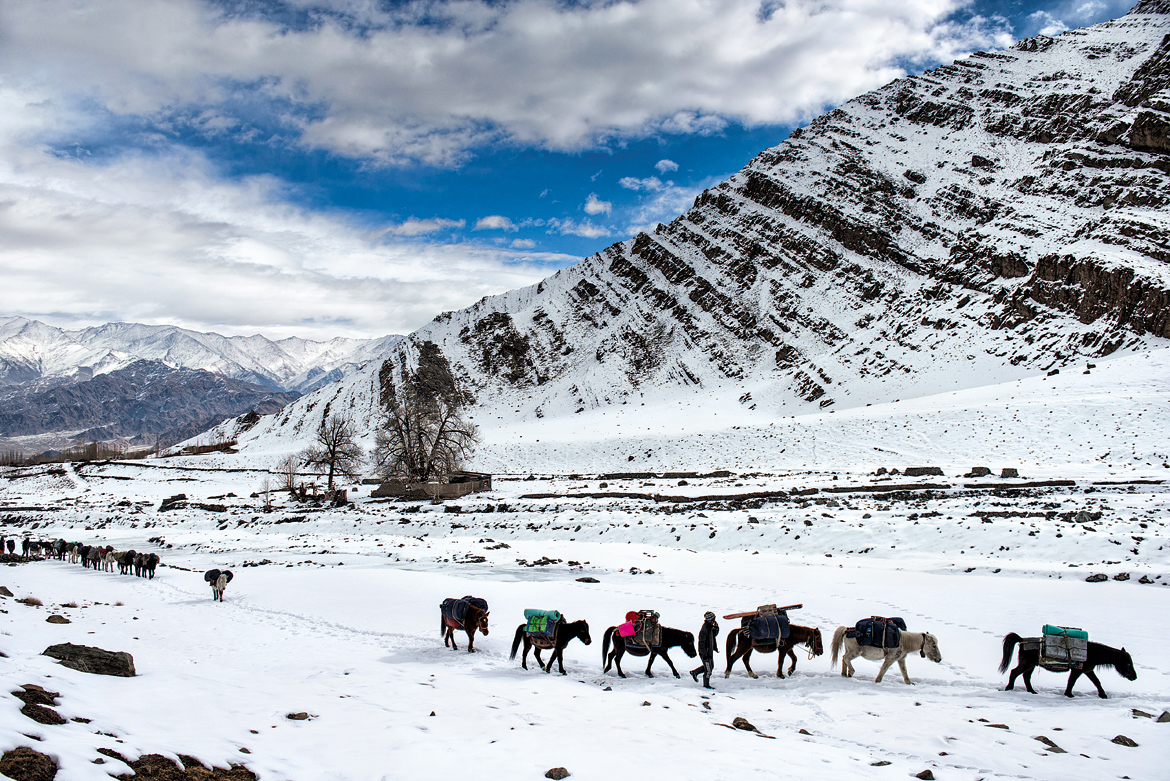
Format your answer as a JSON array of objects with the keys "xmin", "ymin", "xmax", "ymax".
[{"xmin": 722, "ymin": 604, "xmax": 802, "ymax": 619}]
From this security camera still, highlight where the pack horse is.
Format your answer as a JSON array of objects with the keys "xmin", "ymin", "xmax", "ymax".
[
  {"xmin": 204, "ymin": 569, "xmax": 234, "ymax": 602},
  {"xmin": 831, "ymin": 616, "xmax": 942, "ymax": 684},
  {"xmin": 510, "ymin": 609, "xmax": 592, "ymax": 674},
  {"xmin": 601, "ymin": 610, "xmax": 697, "ymax": 678},
  {"xmin": 440, "ymin": 596, "xmax": 490, "ymax": 652},
  {"xmin": 722, "ymin": 603, "xmax": 824, "ymax": 679},
  {"xmin": 999, "ymin": 625, "xmax": 1136, "ymax": 698}
]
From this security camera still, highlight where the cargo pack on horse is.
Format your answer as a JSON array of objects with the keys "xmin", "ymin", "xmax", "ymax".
[
  {"xmin": 999, "ymin": 628, "xmax": 1136, "ymax": 698},
  {"xmin": 831, "ymin": 616, "xmax": 942, "ymax": 684},
  {"xmin": 602, "ymin": 610, "xmax": 696, "ymax": 678},
  {"xmin": 723, "ymin": 604, "xmax": 822, "ymax": 679},
  {"xmin": 440, "ymin": 596, "xmax": 490, "ymax": 652},
  {"xmin": 510, "ymin": 609, "xmax": 591, "ymax": 674}
]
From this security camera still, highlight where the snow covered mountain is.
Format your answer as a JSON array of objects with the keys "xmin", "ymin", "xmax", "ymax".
[
  {"xmin": 0, "ymin": 317, "xmax": 402, "ymax": 394},
  {"xmin": 216, "ymin": 2, "xmax": 1170, "ymax": 458}
]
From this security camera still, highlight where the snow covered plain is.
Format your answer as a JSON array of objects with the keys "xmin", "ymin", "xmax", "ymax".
[{"xmin": 2, "ymin": 348, "xmax": 1169, "ymax": 780}]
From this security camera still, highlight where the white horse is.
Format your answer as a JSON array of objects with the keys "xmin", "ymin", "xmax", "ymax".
[
  {"xmin": 68, "ymin": 544, "xmax": 81, "ymax": 564},
  {"xmin": 102, "ymin": 550, "xmax": 117, "ymax": 572},
  {"xmin": 830, "ymin": 626, "xmax": 942, "ymax": 684}
]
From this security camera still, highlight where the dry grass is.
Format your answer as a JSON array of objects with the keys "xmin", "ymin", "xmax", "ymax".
[
  {"xmin": 16, "ymin": 597, "xmax": 43, "ymax": 607},
  {"xmin": 114, "ymin": 601, "xmax": 124, "ymax": 607},
  {"xmin": 60, "ymin": 602, "xmax": 78, "ymax": 609}
]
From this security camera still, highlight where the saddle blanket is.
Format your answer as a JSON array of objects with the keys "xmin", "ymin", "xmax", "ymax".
[
  {"xmin": 747, "ymin": 613, "xmax": 790, "ymax": 642},
  {"xmin": 523, "ymin": 608, "xmax": 562, "ymax": 640},
  {"xmin": 847, "ymin": 616, "xmax": 906, "ymax": 648}
]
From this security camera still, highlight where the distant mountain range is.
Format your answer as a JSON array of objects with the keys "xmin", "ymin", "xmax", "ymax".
[
  {"xmin": 0, "ymin": 318, "xmax": 400, "ymax": 454},
  {"xmin": 212, "ymin": 2, "xmax": 1170, "ymax": 459},
  {"xmin": 0, "ymin": 317, "xmax": 402, "ymax": 394}
]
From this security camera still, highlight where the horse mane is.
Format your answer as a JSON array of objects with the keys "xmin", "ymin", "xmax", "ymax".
[{"xmin": 1087, "ymin": 641, "xmax": 1129, "ymax": 671}]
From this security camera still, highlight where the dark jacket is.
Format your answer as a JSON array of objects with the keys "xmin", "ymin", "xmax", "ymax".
[{"xmin": 698, "ymin": 619, "xmax": 720, "ymax": 659}]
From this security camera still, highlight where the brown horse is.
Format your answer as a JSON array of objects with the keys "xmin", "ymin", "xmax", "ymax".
[
  {"xmin": 510, "ymin": 619, "xmax": 592, "ymax": 674},
  {"xmin": 724, "ymin": 623, "xmax": 824, "ymax": 679},
  {"xmin": 441, "ymin": 601, "xmax": 490, "ymax": 652}
]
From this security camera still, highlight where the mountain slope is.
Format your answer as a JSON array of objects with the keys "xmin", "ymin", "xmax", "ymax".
[
  {"xmin": 0, "ymin": 359, "xmax": 297, "ymax": 448},
  {"xmin": 215, "ymin": 2, "xmax": 1170, "ymax": 460}
]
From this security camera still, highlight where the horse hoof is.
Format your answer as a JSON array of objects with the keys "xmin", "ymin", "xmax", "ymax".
[
  {"xmin": 748, "ymin": 673, "xmax": 758, "ymax": 679},
  {"xmin": 723, "ymin": 673, "xmax": 730, "ymax": 679}
]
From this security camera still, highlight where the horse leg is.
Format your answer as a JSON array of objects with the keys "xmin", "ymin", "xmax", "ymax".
[
  {"xmin": 1082, "ymin": 668, "xmax": 1108, "ymax": 699},
  {"xmin": 1064, "ymin": 668, "xmax": 1083, "ymax": 698},
  {"xmin": 874, "ymin": 653, "xmax": 896, "ymax": 683},
  {"xmin": 521, "ymin": 642, "xmax": 531, "ymax": 671},
  {"xmin": 723, "ymin": 632, "xmax": 738, "ymax": 678},
  {"xmin": 742, "ymin": 648, "xmax": 758, "ymax": 679},
  {"xmin": 466, "ymin": 626, "xmax": 476, "ymax": 653},
  {"xmin": 557, "ymin": 647, "xmax": 567, "ymax": 675},
  {"xmin": 897, "ymin": 657, "xmax": 913, "ymax": 685},
  {"xmin": 614, "ymin": 648, "xmax": 627, "ymax": 678},
  {"xmin": 785, "ymin": 647, "xmax": 798, "ymax": 677},
  {"xmin": 645, "ymin": 651, "xmax": 655, "ymax": 678},
  {"xmin": 660, "ymin": 649, "xmax": 682, "ymax": 679},
  {"xmin": 1005, "ymin": 663, "xmax": 1023, "ymax": 691},
  {"xmin": 777, "ymin": 645, "xmax": 787, "ymax": 678},
  {"xmin": 1022, "ymin": 665, "xmax": 1037, "ymax": 694}
]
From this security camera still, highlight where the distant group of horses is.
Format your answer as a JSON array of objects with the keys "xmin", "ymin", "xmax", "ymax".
[
  {"xmin": 440, "ymin": 602, "xmax": 1137, "ymax": 698},
  {"xmin": 40, "ymin": 538, "xmax": 160, "ymax": 579}
]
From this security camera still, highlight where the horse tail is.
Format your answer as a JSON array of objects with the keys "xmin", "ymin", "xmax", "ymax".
[
  {"xmin": 509, "ymin": 624, "xmax": 524, "ymax": 661},
  {"xmin": 998, "ymin": 633, "xmax": 1022, "ymax": 674},
  {"xmin": 602, "ymin": 626, "xmax": 615, "ymax": 665},
  {"xmin": 724, "ymin": 627, "xmax": 737, "ymax": 668},
  {"xmin": 830, "ymin": 626, "xmax": 847, "ymax": 665}
]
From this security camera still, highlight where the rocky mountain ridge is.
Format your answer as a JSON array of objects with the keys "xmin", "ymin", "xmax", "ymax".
[{"xmin": 211, "ymin": 2, "xmax": 1170, "ymax": 457}]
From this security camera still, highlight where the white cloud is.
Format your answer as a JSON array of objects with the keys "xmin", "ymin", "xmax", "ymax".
[
  {"xmin": 619, "ymin": 176, "xmax": 668, "ymax": 192},
  {"xmin": 382, "ymin": 218, "xmax": 466, "ymax": 237},
  {"xmin": 583, "ymin": 193, "xmax": 612, "ymax": 215},
  {"xmin": 0, "ymin": 0, "xmax": 1015, "ymax": 166},
  {"xmin": 475, "ymin": 215, "xmax": 517, "ymax": 231},
  {"xmin": 547, "ymin": 218, "xmax": 611, "ymax": 239},
  {"xmin": 655, "ymin": 159, "xmax": 679, "ymax": 174},
  {"xmin": 510, "ymin": 238, "xmax": 535, "ymax": 249},
  {"xmin": 0, "ymin": 86, "xmax": 572, "ymax": 339},
  {"xmin": 623, "ymin": 174, "xmax": 726, "ymax": 236},
  {"xmin": 1028, "ymin": 10, "xmax": 1068, "ymax": 36}
]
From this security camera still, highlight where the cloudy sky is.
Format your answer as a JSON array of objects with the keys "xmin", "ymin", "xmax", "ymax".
[{"xmin": 0, "ymin": 0, "xmax": 1137, "ymax": 339}]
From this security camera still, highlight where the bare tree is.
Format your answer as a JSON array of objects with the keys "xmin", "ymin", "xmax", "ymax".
[
  {"xmin": 277, "ymin": 453, "xmax": 300, "ymax": 493},
  {"xmin": 372, "ymin": 343, "xmax": 478, "ymax": 485},
  {"xmin": 300, "ymin": 414, "xmax": 365, "ymax": 491}
]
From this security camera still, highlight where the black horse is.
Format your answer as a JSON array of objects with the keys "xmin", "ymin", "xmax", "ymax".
[
  {"xmin": 601, "ymin": 625, "xmax": 696, "ymax": 678},
  {"xmin": 510, "ymin": 619, "xmax": 592, "ymax": 674},
  {"xmin": 999, "ymin": 632, "xmax": 1137, "ymax": 698}
]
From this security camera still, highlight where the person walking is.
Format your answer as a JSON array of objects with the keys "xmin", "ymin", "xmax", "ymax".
[{"xmin": 690, "ymin": 611, "xmax": 720, "ymax": 689}]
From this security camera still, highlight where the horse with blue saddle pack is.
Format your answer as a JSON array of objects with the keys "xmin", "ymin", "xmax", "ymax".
[{"xmin": 439, "ymin": 595, "xmax": 490, "ymax": 653}]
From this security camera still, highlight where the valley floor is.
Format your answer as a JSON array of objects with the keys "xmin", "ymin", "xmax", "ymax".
[{"xmin": 1, "ymin": 461, "xmax": 1168, "ymax": 780}]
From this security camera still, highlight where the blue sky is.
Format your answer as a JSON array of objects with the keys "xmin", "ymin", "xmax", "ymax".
[{"xmin": 0, "ymin": 0, "xmax": 1140, "ymax": 338}]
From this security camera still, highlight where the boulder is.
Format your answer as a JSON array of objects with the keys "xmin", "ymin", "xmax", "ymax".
[
  {"xmin": 1000, "ymin": 468, "xmax": 1020, "ymax": 478},
  {"xmin": 45, "ymin": 615, "xmax": 70, "ymax": 624},
  {"xmin": 42, "ymin": 643, "xmax": 135, "ymax": 677},
  {"xmin": 965, "ymin": 467, "xmax": 991, "ymax": 477},
  {"xmin": 545, "ymin": 769, "xmax": 571, "ymax": 780},
  {"xmin": 1085, "ymin": 573, "xmax": 1108, "ymax": 583}
]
